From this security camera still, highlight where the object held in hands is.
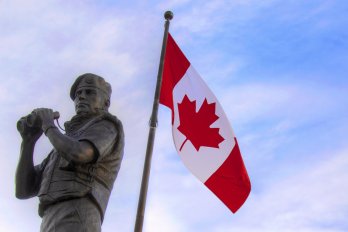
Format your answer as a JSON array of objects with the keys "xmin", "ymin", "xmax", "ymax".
[{"xmin": 17, "ymin": 111, "xmax": 60, "ymax": 133}]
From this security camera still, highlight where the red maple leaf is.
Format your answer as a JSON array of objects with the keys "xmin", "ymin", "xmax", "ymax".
[{"xmin": 177, "ymin": 95, "xmax": 225, "ymax": 151}]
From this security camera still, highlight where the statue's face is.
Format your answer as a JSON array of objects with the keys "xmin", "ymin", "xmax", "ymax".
[{"xmin": 74, "ymin": 86, "xmax": 107, "ymax": 115}]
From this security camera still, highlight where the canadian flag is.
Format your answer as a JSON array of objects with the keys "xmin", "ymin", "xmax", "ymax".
[{"xmin": 159, "ymin": 33, "xmax": 251, "ymax": 213}]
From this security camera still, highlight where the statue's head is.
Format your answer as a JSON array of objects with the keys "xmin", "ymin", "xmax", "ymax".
[{"xmin": 70, "ymin": 73, "xmax": 112, "ymax": 115}]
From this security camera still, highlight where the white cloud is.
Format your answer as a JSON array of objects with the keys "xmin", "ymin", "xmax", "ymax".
[
  {"xmin": 1, "ymin": 1, "xmax": 347, "ymax": 232},
  {"xmin": 0, "ymin": 1, "xmax": 159, "ymax": 231},
  {"xmin": 226, "ymin": 148, "xmax": 348, "ymax": 232},
  {"xmin": 140, "ymin": 147, "xmax": 348, "ymax": 232},
  {"xmin": 171, "ymin": 0, "xmax": 276, "ymax": 36},
  {"xmin": 145, "ymin": 197, "xmax": 186, "ymax": 232},
  {"xmin": 219, "ymin": 81, "xmax": 344, "ymax": 127}
]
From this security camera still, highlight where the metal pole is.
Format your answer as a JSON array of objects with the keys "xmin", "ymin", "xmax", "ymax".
[{"xmin": 134, "ymin": 11, "xmax": 173, "ymax": 232}]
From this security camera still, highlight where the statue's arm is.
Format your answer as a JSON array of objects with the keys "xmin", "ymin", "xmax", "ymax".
[
  {"xmin": 45, "ymin": 128, "xmax": 96, "ymax": 164},
  {"xmin": 15, "ymin": 115, "xmax": 45, "ymax": 199},
  {"xmin": 35, "ymin": 108, "xmax": 97, "ymax": 164},
  {"xmin": 15, "ymin": 140, "xmax": 42, "ymax": 199}
]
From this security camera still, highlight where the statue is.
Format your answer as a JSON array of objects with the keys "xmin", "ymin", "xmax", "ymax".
[{"xmin": 15, "ymin": 73, "xmax": 124, "ymax": 232}]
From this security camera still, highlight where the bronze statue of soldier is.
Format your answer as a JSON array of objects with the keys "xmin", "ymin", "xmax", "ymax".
[{"xmin": 15, "ymin": 73, "xmax": 124, "ymax": 232}]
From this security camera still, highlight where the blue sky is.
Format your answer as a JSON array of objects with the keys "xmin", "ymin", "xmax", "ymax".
[{"xmin": 0, "ymin": 0, "xmax": 347, "ymax": 231}]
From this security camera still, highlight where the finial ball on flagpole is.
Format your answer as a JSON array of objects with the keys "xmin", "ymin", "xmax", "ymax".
[{"xmin": 164, "ymin": 11, "xmax": 174, "ymax": 20}]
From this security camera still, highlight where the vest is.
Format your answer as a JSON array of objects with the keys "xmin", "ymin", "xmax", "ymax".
[{"xmin": 38, "ymin": 113, "xmax": 124, "ymax": 222}]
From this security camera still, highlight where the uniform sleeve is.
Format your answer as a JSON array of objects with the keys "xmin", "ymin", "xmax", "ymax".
[
  {"xmin": 78, "ymin": 120, "xmax": 118, "ymax": 160},
  {"xmin": 34, "ymin": 151, "xmax": 52, "ymax": 174},
  {"xmin": 33, "ymin": 151, "xmax": 53, "ymax": 193}
]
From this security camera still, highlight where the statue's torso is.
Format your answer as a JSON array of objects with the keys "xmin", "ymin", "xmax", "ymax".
[{"xmin": 37, "ymin": 114, "xmax": 124, "ymax": 221}]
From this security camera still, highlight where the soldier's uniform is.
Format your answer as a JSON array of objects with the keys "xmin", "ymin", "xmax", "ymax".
[{"xmin": 35, "ymin": 74, "xmax": 124, "ymax": 232}]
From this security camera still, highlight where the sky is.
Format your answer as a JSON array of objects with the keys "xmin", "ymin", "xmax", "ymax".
[{"xmin": 0, "ymin": 0, "xmax": 348, "ymax": 231}]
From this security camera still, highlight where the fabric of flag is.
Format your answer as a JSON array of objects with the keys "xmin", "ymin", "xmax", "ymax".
[{"xmin": 159, "ymin": 33, "xmax": 251, "ymax": 213}]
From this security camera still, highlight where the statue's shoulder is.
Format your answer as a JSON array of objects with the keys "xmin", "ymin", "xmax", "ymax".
[
  {"xmin": 90, "ymin": 113, "xmax": 123, "ymax": 135},
  {"xmin": 97, "ymin": 113, "xmax": 125, "ymax": 150},
  {"xmin": 96, "ymin": 113, "xmax": 122, "ymax": 127}
]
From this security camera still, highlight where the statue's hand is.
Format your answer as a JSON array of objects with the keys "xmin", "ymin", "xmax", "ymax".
[
  {"xmin": 32, "ymin": 108, "xmax": 56, "ymax": 133},
  {"xmin": 18, "ymin": 116, "xmax": 43, "ymax": 142}
]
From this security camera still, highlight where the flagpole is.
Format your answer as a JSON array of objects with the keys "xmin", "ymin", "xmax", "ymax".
[{"xmin": 134, "ymin": 11, "xmax": 173, "ymax": 232}]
